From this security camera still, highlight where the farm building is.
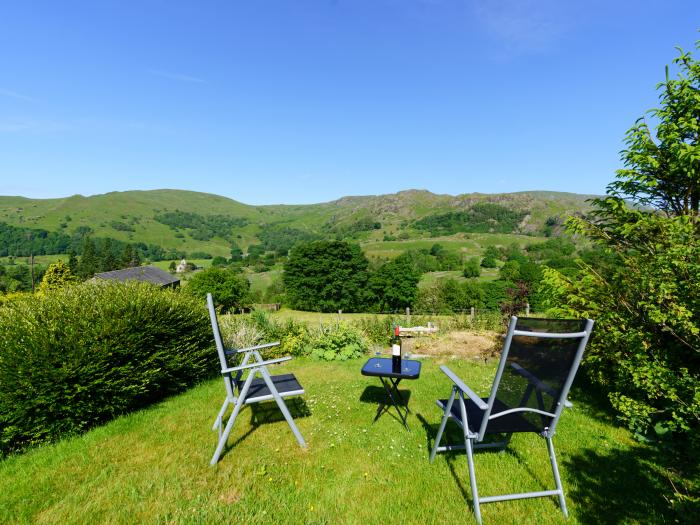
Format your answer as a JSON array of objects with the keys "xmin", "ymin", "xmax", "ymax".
[{"xmin": 92, "ymin": 266, "xmax": 180, "ymax": 289}]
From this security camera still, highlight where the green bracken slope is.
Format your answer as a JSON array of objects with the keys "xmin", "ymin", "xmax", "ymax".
[{"xmin": 0, "ymin": 189, "xmax": 596, "ymax": 257}]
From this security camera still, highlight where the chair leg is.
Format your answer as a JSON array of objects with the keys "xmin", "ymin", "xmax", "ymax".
[
  {"xmin": 430, "ymin": 387, "xmax": 457, "ymax": 463},
  {"xmin": 259, "ymin": 367, "xmax": 307, "ymax": 448},
  {"xmin": 466, "ymin": 437, "xmax": 482, "ymax": 525},
  {"xmin": 210, "ymin": 398, "xmax": 244, "ymax": 465},
  {"xmin": 213, "ymin": 398, "xmax": 229, "ymax": 432},
  {"xmin": 547, "ymin": 436, "xmax": 568, "ymax": 517},
  {"xmin": 210, "ymin": 375, "xmax": 255, "ymax": 466}
]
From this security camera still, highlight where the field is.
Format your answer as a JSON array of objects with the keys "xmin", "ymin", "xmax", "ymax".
[{"xmin": 0, "ymin": 357, "xmax": 670, "ymax": 525}]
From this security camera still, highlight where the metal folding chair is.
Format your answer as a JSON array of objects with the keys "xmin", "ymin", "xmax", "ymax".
[
  {"xmin": 430, "ymin": 316, "xmax": 594, "ymax": 524},
  {"xmin": 207, "ymin": 293, "xmax": 307, "ymax": 465}
]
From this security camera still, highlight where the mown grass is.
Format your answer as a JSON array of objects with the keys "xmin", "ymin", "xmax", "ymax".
[{"xmin": 0, "ymin": 358, "xmax": 672, "ymax": 524}]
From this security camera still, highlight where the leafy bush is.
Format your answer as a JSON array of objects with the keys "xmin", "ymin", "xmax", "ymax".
[
  {"xmin": 310, "ymin": 323, "xmax": 369, "ymax": 361},
  {"xmin": 540, "ymin": 42, "xmax": 700, "ymax": 448},
  {"xmin": 0, "ymin": 282, "xmax": 213, "ymax": 456},
  {"xmin": 185, "ymin": 267, "xmax": 250, "ymax": 312}
]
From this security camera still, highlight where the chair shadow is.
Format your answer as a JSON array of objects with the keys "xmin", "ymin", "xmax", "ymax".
[
  {"xmin": 217, "ymin": 397, "xmax": 312, "ymax": 461},
  {"xmin": 416, "ymin": 413, "xmax": 548, "ymax": 512}
]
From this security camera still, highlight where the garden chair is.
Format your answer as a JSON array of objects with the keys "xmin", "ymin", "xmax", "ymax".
[
  {"xmin": 430, "ymin": 316, "xmax": 594, "ymax": 524},
  {"xmin": 207, "ymin": 293, "xmax": 307, "ymax": 465}
]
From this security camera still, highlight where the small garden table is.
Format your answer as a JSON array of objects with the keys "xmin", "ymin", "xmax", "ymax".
[{"xmin": 361, "ymin": 357, "xmax": 421, "ymax": 430}]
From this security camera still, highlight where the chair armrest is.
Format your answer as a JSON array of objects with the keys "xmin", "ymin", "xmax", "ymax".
[
  {"xmin": 224, "ymin": 341, "xmax": 281, "ymax": 356},
  {"xmin": 221, "ymin": 356, "xmax": 291, "ymax": 374},
  {"xmin": 440, "ymin": 365, "xmax": 488, "ymax": 410}
]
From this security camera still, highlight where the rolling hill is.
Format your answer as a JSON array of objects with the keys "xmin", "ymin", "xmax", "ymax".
[{"xmin": 0, "ymin": 189, "xmax": 596, "ymax": 258}]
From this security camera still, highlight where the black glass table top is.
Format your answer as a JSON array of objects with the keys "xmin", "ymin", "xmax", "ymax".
[{"xmin": 361, "ymin": 357, "xmax": 422, "ymax": 380}]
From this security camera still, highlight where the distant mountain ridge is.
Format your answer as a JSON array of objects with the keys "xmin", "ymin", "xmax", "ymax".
[{"xmin": 0, "ymin": 189, "xmax": 597, "ymax": 257}]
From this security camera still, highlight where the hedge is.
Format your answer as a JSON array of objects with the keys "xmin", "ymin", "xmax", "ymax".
[{"xmin": 0, "ymin": 282, "xmax": 214, "ymax": 456}]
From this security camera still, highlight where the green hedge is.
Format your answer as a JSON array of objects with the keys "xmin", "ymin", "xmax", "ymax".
[{"xmin": 0, "ymin": 282, "xmax": 214, "ymax": 456}]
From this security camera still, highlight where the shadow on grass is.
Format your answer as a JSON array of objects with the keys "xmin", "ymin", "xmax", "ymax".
[
  {"xmin": 416, "ymin": 413, "xmax": 577, "ymax": 516},
  {"xmin": 359, "ymin": 385, "xmax": 412, "ymax": 427},
  {"xmin": 566, "ymin": 444, "xmax": 699, "ymax": 525},
  {"xmin": 218, "ymin": 398, "xmax": 312, "ymax": 458}
]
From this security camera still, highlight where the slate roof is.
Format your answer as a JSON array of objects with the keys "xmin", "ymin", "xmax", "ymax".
[{"xmin": 93, "ymin": 265, "xmax": 180, "ymax": 287}]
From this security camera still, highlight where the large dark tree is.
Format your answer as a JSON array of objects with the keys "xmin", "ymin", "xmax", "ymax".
[
  {"xmin": 283, "ymin": 241, "xmax": 369, "ymax": 312},
  {"xmin": 367, "ymin": 255, "xmax": 420, "ymax": 312}
]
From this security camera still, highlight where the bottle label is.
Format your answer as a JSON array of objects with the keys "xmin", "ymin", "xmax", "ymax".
[{"xmin": 392, "ymin": 344, "xmax": 400, "ymax": 356}]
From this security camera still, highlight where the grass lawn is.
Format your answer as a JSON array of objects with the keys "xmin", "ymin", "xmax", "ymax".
[{"xmin": 0, "ymin": 357, "xmax": 672, "ymax": 525}]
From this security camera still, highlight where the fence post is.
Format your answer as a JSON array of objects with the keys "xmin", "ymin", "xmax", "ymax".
[
  {"xmin": 470, "ymin": 306, "xmax": 475, "ymax": 323},
  {"xmin": 406, "ymin": 307, "xmax": 411, "ymax": 327},
  {"xmin": 525, "ymin": 303, "xmax": 530, "ymax": 316}
]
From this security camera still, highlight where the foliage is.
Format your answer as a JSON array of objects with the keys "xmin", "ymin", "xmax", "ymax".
[
  {"xmin": 463, "ymin": 257, "xmax": 481, "ymax": 278},
  {"xmin": 259, "ymin": 224, "xmax": 320, "ymax": 254},
  {"xmin": 0, "ymin": 282, "xmax": 213, "ymax": 455},
  {"xmin": 413, "ymin": 203, "xmax": 527, "ymax": 235},
  {"xmin": 480, "ymin": 255, "xmax": 497, "ymax": 268},
  {"xmin": 415, "ymin": 278, "xmax": 484, "ymax": 313},
  {"xmin": 217, "ymin": 310, "xmax": 368, "ymax": 361},
  {"xmin": 540, "ymin": 43, "xmax": 700, "ymax": 448},
  {"xmin": 153, "ymin": 210, "xmax": 248, "ymax": 241},
  {"xmin": 607, "ymin": 47, "xmax": 700, "ymax": 215},
  {"xmin": 309, "ymin": 323, "xmax": 369, "ymax": 361},
  {"xmin": 0, "ymin": 262, "xmax": 47, "ymax": 293},
  {"xmin": 284, "ymin": 241, "xmax": 370, "ymax": 312},
  {"xmin": 37, "ymin": 261, "xmax": 76, "ymax": 292},
  {"xmin": 0, "ymin": 222, "xmax": 72, "ymax": 257},
  {"xmin": 367, "ymin": 255, "xmax": 421, "ymax": 312},
  {"xmin": 185, "ymin": 267, "xmax": 250, "ymax": 313}
]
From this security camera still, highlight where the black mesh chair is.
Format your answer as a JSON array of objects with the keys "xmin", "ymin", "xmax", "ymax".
[
  {"xmin": 207, "ymin": 293, "xmax": 306, "ymax": 466},
  {"xmin": 430, "ymin": 316, "xmax": 594, "ymax": 524}
]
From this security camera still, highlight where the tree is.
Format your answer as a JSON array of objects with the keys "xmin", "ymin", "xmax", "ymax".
[
  {"xmin": 121, "ymin": 244, "xmax": 140, "ymax": 268},
  {"xmin": 185, "ymin": 267, "xmax": 250, "ymax": 312},
  {"xmin": 38, "ymin": 260, "xmax": 76, "ymax": 292},
  {"xmin": 480, "ymin": 255, "xmax": 497, "ymax": 268},
  {"xmin": 76, "ymin": 237, "xmax": 98, "ymax": 279},
  {"xmin": 229, "ymin": 243, "xmax": 243, "ymax": 262},
  {"xmin": 100, "ymin": 238, "xmax": 117, "ymax": 272},
  {"xmin": 284, "ymin": 240, "xmax": 369, "ymax": 312},
  {"xmin": 608, "ymin": 48, "xmax": 700, "ymax": 216},
  {"xmin": 367, "ymin": 255, "xmax": 420, "ymax": 312},
  {"xmin": 541, "ymin": 43, "xmax": 700, "ymax": 448},
  {"xmin": 67, "ymin": 251, "xmax": 78, "ymax": 275},
  {"xmin": 463, "ymin": 257, "xmax": 481, "ymax": 278}
]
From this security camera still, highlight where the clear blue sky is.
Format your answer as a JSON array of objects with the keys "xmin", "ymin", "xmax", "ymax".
[{"xmin": 1, "ymin": 1, "xmax": 698, "ymax": 205}]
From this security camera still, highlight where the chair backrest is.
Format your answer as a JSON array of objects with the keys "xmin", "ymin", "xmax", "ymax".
[
  {"xmin": 206, "ymin": 293, "xmax": 229, "ymax": 371},
  {"xmin": 479, "ymin": 316, "xmax": 594, "ymax": 439},
  {"xmin": 207, "ymin": 293, "xmax": 242, "ymax": 400}
]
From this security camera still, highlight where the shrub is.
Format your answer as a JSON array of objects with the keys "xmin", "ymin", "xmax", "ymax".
[
  {"xmin": 0, "ymin": 282, "xmax": 213, "ymax": 456},
  {"xmin": 463, "ymin": 257, "xmax": 481, "ymax": 278},
  {"xmin": 37, "ymin": 260, "xmax": 76, "ymax": 292},
  {"xmin": 185, "ymin": 267, "xmax": 250, "ymax": 312},
  {"xmin": 310, "ymin": 323, "xmax": 369, "ymax": 361}
]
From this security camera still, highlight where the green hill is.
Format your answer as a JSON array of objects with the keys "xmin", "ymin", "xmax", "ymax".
[{"xmin": 0, "ymin": 188, "xmax": 596, "ymax": 258}]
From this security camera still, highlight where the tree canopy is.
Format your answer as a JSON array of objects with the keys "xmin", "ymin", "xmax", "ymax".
[
  {"xmin": 541, "ymin": 43, "xmax": 700, "ymax": 448},
  {"xmin": 283, "ymin": 240, "xmax": 369, "ymax": 312}
]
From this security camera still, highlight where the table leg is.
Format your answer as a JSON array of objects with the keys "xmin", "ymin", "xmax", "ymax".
[{"xmin": 374, "ymin": 377, "xmax": 410, "ymax": 430}]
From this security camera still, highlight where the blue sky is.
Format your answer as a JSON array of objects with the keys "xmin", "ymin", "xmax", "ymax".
[{"xmin": 1, "ymin": 1, "xmax": 698, "ymax": 205}]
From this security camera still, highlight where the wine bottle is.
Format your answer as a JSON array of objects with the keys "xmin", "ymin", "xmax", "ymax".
[{"xmin": 391, "ymin": 325, "xmax": 402, "ymax": 372}]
